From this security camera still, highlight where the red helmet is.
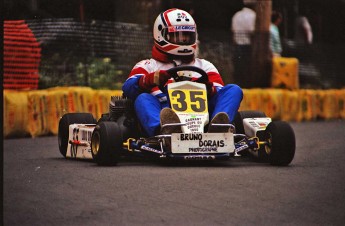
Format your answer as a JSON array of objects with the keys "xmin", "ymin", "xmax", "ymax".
[{"xmin": 153, "ymin": 9, "xmax": 197, "ymax": 57}]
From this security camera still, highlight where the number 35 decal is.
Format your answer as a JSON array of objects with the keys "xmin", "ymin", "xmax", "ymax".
[{"xmin": 169, "ymin": 89, "xmax": 208, "ymax": 113}]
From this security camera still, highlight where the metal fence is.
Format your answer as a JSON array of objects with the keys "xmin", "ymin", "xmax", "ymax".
[
  {"xmin": 8, "ymin": 18, "xmax": 344, "ymax": 89},
  {"xmin": 26, "ymin": 18, "xmax": 152, "ymax": 89},
  {"xmin": 283, "ymin": 40, "xmax": 345, "ymax": 89}
]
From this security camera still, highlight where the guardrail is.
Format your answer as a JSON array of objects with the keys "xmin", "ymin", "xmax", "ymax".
[{"xmin": 3, "ymin": 87, "xmax": 345, "ymax": 138}]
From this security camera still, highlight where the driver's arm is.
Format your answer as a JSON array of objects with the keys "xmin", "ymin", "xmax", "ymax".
[
  {"xmin": 201, "ymin": 60, "xmax": 225, "ymax": 97},
  {"xmin": 122, "ymin": 60, "xmax": 170, "ymax": 100},
  {"xmin": 138, "ymin": 70, "xmax": 170, "ymax": 90}
]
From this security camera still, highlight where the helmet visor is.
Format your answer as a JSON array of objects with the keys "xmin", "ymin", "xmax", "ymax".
[{"xmin": 162, "ymin": 26, "xmax": 196, "ymax": 45}]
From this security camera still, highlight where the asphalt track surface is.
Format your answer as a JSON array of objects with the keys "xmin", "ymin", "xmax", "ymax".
[{"xmin": 3, "ymin": 120, "xmax": 345, "ymax": 226}]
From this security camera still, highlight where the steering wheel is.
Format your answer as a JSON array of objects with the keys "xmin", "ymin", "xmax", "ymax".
[{"xmin": 166, "ymin": 66, "xmax": 209, "ymax": 84}]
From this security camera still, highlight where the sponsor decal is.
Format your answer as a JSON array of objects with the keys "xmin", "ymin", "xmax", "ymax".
[
  {"xmin": 168, "ymin": 25, "xmax": 196, "ymax": 32},
  {"xmin": 177, "ymin": 12, "xmax": 189, "ymax": 20},
  {"xmin": 179, "ymin": 134, "xmax": 225, "ymax": 152},
  {"xmin": 248, "ymin": 120, "xmax": 269, "ymax": 129},
  {"xmin": 70, "ymin": 128, "xmax": 79, "ymax": 158},
  {"xmin": 141, "ymin": 145, "xmax": 163, "ymax": 154},
  {"xmin": 180, "ymin": 133, "xmax": 202, "ymax": 141},
  {"xmin": 172, "ymin": 133, "xmax": 233, "ymax": 154},
  {"xmin": 235, "ymin": 144, "xmax": 249, "ymax": 153},
  {"xmin": 81, "ymin": 130, "xmax": 92, "ymax": 142},
  {"xmin": 189, "ymin": 147, "xmax": 218, "ymax": 152},
  {"xmin": 257, "ymin": 122, "xmax": 268, "ymax": 128},
  {"xmin": 168, "ymin": 26, "xmax": 176, "ymax": 32},
  {"xmin": 68, "ymin": 126, "xmax": 93, "ymax": 158},
  {"xmin": 69, "ymin": 140, "xmax": 88, "ymax": 146},
  {"xmin": 184, "ymin": 117, "xmax": 203, "ymax": 132},
  {"xmin": 177, "ymin": 49, "xmax": 193, "ymax": 53},
  {"xmin": 184, "ymin": 155, "xmax": 215, "ymax": 160},
  {"xmin": 199, "ymin": 140, "xmax": 225, "ymax": 148}
]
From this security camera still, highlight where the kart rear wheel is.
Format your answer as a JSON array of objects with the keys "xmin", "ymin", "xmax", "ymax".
[
  {"xmin": 91, "ymin": 121, "xmax": 123, "ymax": 166},
  {"xmin": 264, "ymin": 121, "xmax": 296, "ymax": 166},
  {"xmin": 58, "ymin": 113, "xmax": 96, "ymax": 157},
  {"xmin": 234, "ymin": 111, "xmax": 267, "ymax": 134}
]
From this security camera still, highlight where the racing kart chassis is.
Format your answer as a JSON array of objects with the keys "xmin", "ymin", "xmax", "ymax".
[
  {"xmin": 59, "ymin": 110, "xmax": 295, "ymax": 166},
  {"xmin": 58, "ymin": 66, "xmax": 295, "ymax": 166}
]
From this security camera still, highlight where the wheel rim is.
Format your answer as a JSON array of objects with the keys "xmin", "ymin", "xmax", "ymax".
[
  {"xmin": 265, "ymin": 132, "xmax": 272, "ymax": 155},
  {"xmin": 91, "ymin": 131, "xmax": 101, "ymax": 156}
]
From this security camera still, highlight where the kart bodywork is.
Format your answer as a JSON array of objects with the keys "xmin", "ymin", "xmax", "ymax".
[{"xmin": 58, "ymin": 66, "xmax": 295, "ymax": 166}]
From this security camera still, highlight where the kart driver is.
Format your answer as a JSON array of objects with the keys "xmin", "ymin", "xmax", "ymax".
[{"xmin": 122, "ymin": 8, "xmax": 243, "ymax": 137}]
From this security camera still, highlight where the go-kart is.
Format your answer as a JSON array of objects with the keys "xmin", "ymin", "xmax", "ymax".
[{"xmin": 58, "ymin": 66, "xmax": 295, "ymax": 166}]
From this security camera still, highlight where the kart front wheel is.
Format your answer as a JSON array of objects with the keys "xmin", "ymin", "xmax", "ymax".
[
  {"xmin": 58, "ymin": 113, "xmax": 96, "ymax": 157},
  {"xmin": 264, "ymin": 121, "xmax": 296, "ymax": 166},
  {"xmin": 91, "ymin": 121, "xmax": 123, "ymax": 166}
]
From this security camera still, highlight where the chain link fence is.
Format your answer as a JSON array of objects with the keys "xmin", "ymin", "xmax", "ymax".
[
  {"xmin": 27, "ymin": 18, "xmax": 152, "ymax": 89},
  {"xmin": 25, "ymin": 19, "xmax": 237, "ymax": 89},
  {"xmin": 21, "ymin": 18, "xmax": 345, "ymax": 89}
]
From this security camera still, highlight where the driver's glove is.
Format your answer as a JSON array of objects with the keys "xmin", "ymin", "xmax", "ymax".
[
  {"xmin": 139, "ymin": 70, "xmax": 170, "ymax": 90},
  {"xmin": 205, "ymin": 81, "xmax": 217, "ymax": 97}
]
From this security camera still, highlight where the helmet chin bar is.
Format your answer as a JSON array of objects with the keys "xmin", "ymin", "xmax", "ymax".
[
  {"xmin": 177, "ymin": 49, "xmax": 193, "ymax": 54},
  {"xmin": 155, "ymin": 41, "xmax": 196, "ymax": 56}
]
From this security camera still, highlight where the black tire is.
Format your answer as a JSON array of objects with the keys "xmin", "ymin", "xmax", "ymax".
[
  {"xmin": 91, "ymin": 121, "xmax": 123, "ymax": 166},
  {"xmin": 58, "ymin": 113, "xmax": 96, "ymax": 157},
  {"xmin": 264, "ymin": 121, "xmax": 296, "ymax": 166},
  {"xmin": 233, "ymin": 111, "xmax": 267, "ymax": 134}
]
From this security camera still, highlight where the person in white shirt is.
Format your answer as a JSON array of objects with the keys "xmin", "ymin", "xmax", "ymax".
[
  {"xmin": 232, "ymin": 4, "xmax": 256, "ymax": 45},
  {"xmin": 295, "ymin": 16, "xmax": 313, "ymax": 45},
  {"xmin": 231, "ymin": 0, "xmax": 256, "ymax": 87},
  {"xmin": 293, "ymin": 7, "xmax": 314, "ymax": 62}
]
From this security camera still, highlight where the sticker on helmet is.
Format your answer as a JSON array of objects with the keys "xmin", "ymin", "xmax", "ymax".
[{"xmin": 168, "ymin": 26, "xmax": 196, "ymax": 32}]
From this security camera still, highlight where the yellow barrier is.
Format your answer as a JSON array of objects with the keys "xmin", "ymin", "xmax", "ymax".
[
  {"xmin": 46, "ymin": 87, "xmax": 71, "ymax": 135},
  {"xmin": 260, "ymin": 89, "xmax": 284, "ymax": 120},
  {"xmin": 240, "ymin": 89, "xmax": 263, "ymax": 112},
  {"xmin": 281, "ymin": 90, "xmax": 300, "ymax": 121},
  {"xmin": 3, "ymin": 90, "xmax": 30, "ymax": 137},
  {"xmin": 297, "ymin": 90, "xmax": 318, "ymax": 121},
  {"xmin": 317, "ymin": 89, "xmax": 340, "ymax": 120},
  {"xmin": 94, "ymin": 90, "xmax": 123, "ymax": 119},
  {"xmin": 271, "ymin": 57, "xmax": 299, "ymax": 90},
  {"xmin": 67, "ymin": 87, "xmax": 95, "ymax": 114},
  {"xmin": 3, "ymin": 87, "xmax": 345, "ymax": 138},
  {"xmin": 27, "ymin": 90, "xmax": 50, "ymax": 137},
  {"xmin": 337, "ymin": 89, "xmax": 345, "ymax": 119}
]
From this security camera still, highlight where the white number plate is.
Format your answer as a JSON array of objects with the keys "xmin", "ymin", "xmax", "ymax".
[{"xmin": 171, "ymin": 133, "xmax": 234, "ymax": 154}]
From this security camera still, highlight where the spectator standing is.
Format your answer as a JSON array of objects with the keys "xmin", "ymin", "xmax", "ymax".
[
  {"xmin": 295, "ymin": 15, "xmax": 313, "ymax": 45},
  {"xmin": 231, "ymin": 0, "xmax": 257, "ymax": 87},
  {"xmin": 270, "ymin": 11, "xmax": 283, "ymax": 57},
  {"xmin": 294, "ymin": 8, "xmax": 313, "ymax": 62}
]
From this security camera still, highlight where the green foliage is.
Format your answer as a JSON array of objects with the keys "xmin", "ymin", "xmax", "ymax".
[
  {"xmin": 39, "ymin": 55, "xmax": 124, "ymax": 90},
  {"xmin": 76, "ymin": 58, "xmax": 124, "ymax": 89}
]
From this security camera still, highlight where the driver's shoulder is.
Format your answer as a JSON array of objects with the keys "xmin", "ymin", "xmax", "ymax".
[
  {"xmin": 134, "ymin": 58, "xmax": 161, "ymax": 72},
  {"xmin": 194, "ymin": 58, "xmax": 213, "ymax": 64},
  {"xmin": 193, "ymin": 58, "xmax": 217, "ymax": 70}
]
